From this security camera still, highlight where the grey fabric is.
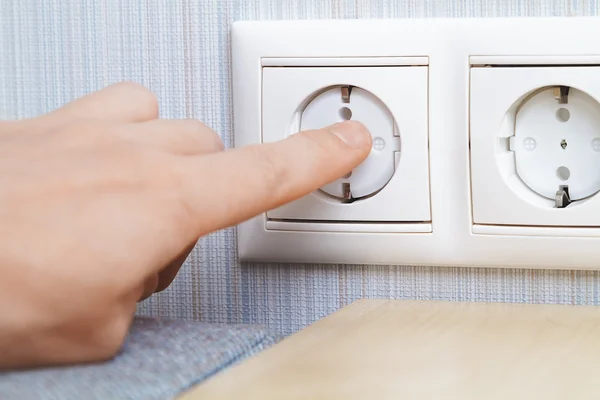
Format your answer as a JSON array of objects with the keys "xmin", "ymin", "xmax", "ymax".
[{"xmin": 0, "ymin": 317, "xmax": 280, "ymax": 400}]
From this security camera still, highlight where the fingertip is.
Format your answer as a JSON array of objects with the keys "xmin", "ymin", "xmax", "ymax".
[{"xmin": 328, "ymin": 121, "xmax": 372, "ymax": 148}]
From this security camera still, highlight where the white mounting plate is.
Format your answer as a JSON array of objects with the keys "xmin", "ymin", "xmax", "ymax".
[
  {"xmin": 232, "ymin": 17, "xmax": 600, "ymax": 269},
  {"xmin": 471, "ymin": 66, "xmax": 600, "ymax": 227},
  {"xmin": 262, "ymin": 66, "xmax": 430, "ymax": 224}
]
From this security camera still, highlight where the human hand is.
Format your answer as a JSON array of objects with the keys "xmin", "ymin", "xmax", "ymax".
[{"xmin": 0, "ymin": 82, "xmax": 371, "ymax": 369}]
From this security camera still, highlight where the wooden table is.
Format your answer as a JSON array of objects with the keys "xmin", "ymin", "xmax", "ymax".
[{"xmin": 181, "ymin": 299, "xmax": 600, "ymax": 399}]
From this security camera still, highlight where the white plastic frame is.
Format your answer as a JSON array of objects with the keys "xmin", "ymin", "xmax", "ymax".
[
  {"xmin": 232, "ymin": 17, "xmax": 600, "ymax": 269},
  {"xmin": 262, "ymin": 66, "xmax": 430, "ymax": 224},
  {"xmin": 471, "ymin": 67, "xmax": 600, "ymax": 227}
]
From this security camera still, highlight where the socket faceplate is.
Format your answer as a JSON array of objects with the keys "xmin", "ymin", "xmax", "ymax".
[
  {"xmin": 471, "ymin": 66, "xmax": 600, "ymax": 228},
  {"xmin": 261, "ymin": 65, "xmax": 430, "ymax": 225}
]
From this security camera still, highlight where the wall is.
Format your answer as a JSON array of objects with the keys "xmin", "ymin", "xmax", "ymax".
[{"xmin": 2, "ymin": 0, "xmax": 600, "ymax": 337}]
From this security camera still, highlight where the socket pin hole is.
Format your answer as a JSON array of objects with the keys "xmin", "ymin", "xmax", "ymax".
[
  {"xmin": 556, "ymin": 108, "xmax": 570, "ymax": 122},
  {"xmin": 557, "ymin": 166, "xmax": 570, "ymax": 181},
  {"xmin": 339, "ymin": 107, "xmax": 352, "ymax": 121}
]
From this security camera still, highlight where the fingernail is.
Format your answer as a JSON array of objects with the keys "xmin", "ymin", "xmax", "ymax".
[{"xmin": 330, "ymin": 121, "xmax": 372, "ymax": 149}]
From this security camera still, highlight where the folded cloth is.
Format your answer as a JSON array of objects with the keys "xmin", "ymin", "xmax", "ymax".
[{"xmin": 0, "ymin": 317, "xmax": 280, "ymax": 400}]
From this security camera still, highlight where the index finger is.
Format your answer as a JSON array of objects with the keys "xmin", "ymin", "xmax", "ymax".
[{"xmin": 180, "ymin": 121, "xmax": 372, "ymax": 236}]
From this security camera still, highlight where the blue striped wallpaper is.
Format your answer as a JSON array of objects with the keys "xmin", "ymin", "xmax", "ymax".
[{"xmin": 2, "ymin": 0, "xmax": 600, "ymax": 337}]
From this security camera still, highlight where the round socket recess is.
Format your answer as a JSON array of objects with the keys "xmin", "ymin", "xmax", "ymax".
[
  {"xmin": 300, "ymin": 85, "xmax": 399, "ymax": 201},
  {"xmin": 514, "ymin": 87, "xmax": 600, "ymax": 202}
]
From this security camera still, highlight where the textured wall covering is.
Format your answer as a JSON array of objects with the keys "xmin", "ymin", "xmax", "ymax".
[{"xmin": 2, "ymin": 0, "xmax": 600, "ymax": 338}]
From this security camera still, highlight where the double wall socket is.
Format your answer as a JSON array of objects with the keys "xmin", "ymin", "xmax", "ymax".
[{"xmin": 232, "ymin": 17, "xmax": 600, "ymax": 270}]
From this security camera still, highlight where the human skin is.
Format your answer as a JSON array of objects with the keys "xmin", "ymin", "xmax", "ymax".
[{"xmin": 0, "ymin": 82, "xmax": 371, "ymax": 370}]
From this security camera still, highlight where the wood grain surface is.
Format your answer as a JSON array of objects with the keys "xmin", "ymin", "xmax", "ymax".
[{"xmin": 181, "ymin": 299, "xmax": 600, "ymax": 400}]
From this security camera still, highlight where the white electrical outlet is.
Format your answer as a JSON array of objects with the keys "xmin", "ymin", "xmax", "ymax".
[
  {"xmin": 471, "ymin": 66, "xmax": 600, "ymax": 228},
  {"xmin": 262, "ymin": 65, "xmax": 430, "ymax": 227},
  {"xmin": 232, "ymin": 17, "xmax": 600, "ymax": 269}
]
